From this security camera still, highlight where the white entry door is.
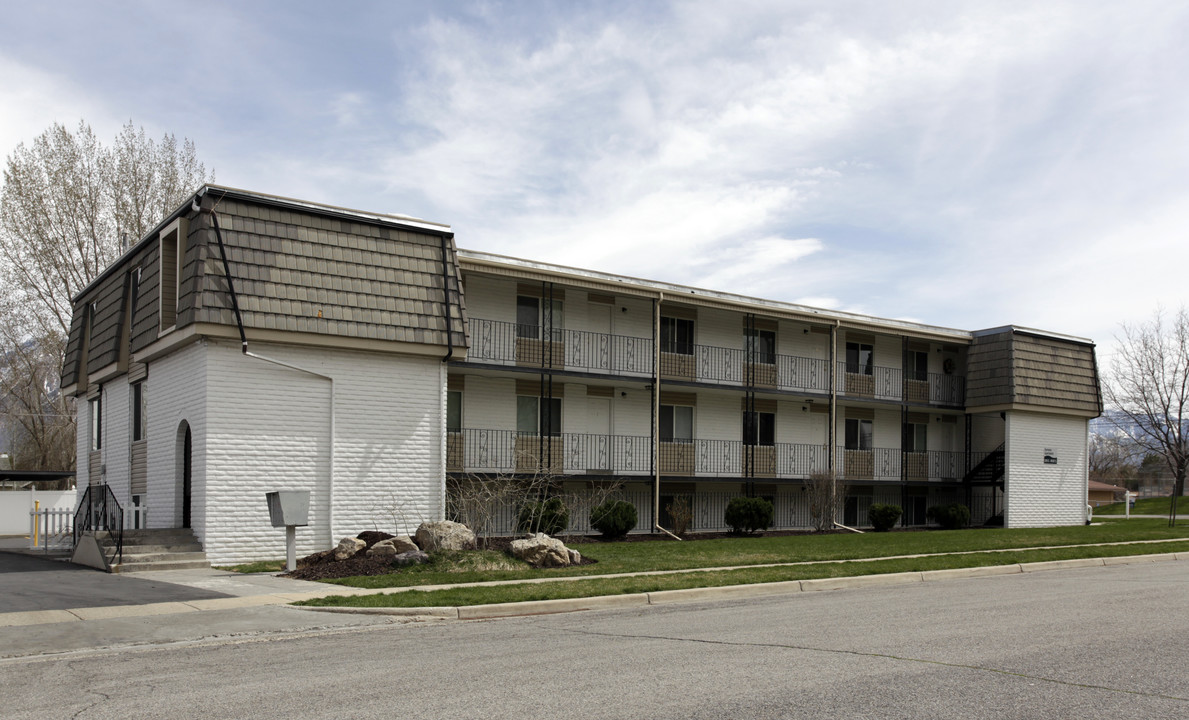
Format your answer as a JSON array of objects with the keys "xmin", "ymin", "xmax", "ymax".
[
  {"xmin": 587, "ymin": 397, "xmax": 612, "ymax": 471},
  {"xmin": 588, "ymin": 304, "xmax": 612, "ymax": 370}
]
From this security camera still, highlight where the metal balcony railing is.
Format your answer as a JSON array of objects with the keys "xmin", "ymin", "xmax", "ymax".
[
  {"xmin": 835, "ymin": 447, "xmax": 968, "ymax": 482},
  {"xmin": 448, "ymin": 429, "xmax": 653, "ymax": 475},
  {"xmin": 466, "ymin": 318, "xmax": 653, "ymax": 376},
  {"xmin": 836, "ymin": 363, "xmax": 965, "ymax": 406}
]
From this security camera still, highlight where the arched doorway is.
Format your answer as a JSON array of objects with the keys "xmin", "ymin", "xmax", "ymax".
[{"xmin": 176, "ymin": 421, "xmax": 192, "ymax": 529}]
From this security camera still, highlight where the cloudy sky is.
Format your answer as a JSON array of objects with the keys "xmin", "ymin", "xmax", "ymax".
[{"xmin": 2, "ymin": 1, "xmax": 1186, "ymax": 360}]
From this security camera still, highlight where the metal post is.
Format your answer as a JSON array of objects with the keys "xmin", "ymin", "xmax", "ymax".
[{"xmin": 286, "ymin": 526, "xmax": 297, "ymax": 572}]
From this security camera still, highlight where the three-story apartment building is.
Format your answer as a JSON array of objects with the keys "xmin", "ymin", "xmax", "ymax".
[{"xmin": 63, "ymin": 186, "xmax": 1100, "ymax": 564}]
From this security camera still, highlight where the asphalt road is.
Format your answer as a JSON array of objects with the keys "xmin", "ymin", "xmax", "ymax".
[{"xmin": 3, "ymin": 561, "xmax": 1186, "ymax": 719}]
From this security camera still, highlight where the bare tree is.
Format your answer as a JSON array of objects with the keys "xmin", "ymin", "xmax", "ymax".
[
  {"xmin": 0, "ymin": 120, "xmax": 212, "ymax": 470},
  {"xmin": 1088, "ymin": 433, "xmax": 1140, "ymax": 489},
  {"xmin": 1104, "ymin": 307, "xmax": 1189, "ymax": 524},
  {"xmin": 807, "ymin": 470, "xmax": 847, "ymax": 532}
]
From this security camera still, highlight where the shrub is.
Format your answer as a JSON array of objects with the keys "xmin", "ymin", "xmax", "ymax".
[
  {"xmin": 724, "ymin": 496, "xmax": 774, "ymax": 535},
  {"xmin": 926, "ymin": 503, "xmax": 971, "ymax": 530},
  {"xmin": 867, "ymin": 504, "xmax": 902, "ymax": 532},
  {"xmin": 590, "ymin": 499, "xmax": 638, "ymax": 539},
  {"xmin": 517, "ymin": 497, "xmax": 569, "ymax": 536},
  {"xmin": 666, "ymin": 496, "xmax": 692, "ymax": 536}
]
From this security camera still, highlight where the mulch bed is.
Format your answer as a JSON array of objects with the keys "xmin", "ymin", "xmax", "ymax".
[{"xmin": 279, "ymin": 528, "xmax": 853, "ymax": 582}]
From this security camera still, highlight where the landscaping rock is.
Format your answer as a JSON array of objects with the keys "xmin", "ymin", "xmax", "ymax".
[
  {"xmin": 415, "ymin": 521, "xmax": 476, "ymax": 552},
  {"xmin": 366, "ymin": 536, "xmax": 419, "ymax": 559},
  {"xmin": 394, "ymin": 550, "xmax": 430, "ymax": 566},
  {"xmin": 510, "ymin": 532, "xmax": 572, "ymax": 567},
  {"xmin": 567, "ymin": 548, "xmax": 582, "ymax": 565},
  {"xmin": 334, "ymin": 536, "xmax": 366, "ymax": 560}
]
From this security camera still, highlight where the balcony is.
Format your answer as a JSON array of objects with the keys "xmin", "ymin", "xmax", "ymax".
[
  {"xmin": 835, "ymin": 447, "xmax": 966, "ymax": 482},
  {"xmin": 662, "ymin": 344, "xmax": 831, "ymax": 394},
  {"xmin": 448, "ymin": 429, "xmax": 652, "ymax": 475},
  {"xmin": 836, "ymin": 363, "xmax": 965, "ymax": 406},
  {"xmin": 466, "ymin": 318, "xmax": 653, "ymax": 377}
]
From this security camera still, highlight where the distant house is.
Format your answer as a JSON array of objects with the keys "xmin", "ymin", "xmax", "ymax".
[
  {"xmin": 1088, "ymin": 480, "xmax": 1127, "ymax": 507},
  {"xmin": 63, "ymin": 186, "xmax": 1103, "ymax": 565}
]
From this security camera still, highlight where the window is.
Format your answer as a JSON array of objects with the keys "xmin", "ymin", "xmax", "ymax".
[
  {"xmin": 158, "ymin": 218, "xmax": 188, "ymax": 330},
  {"xmin": 844, "ymin": 418, "xmax": 872, "ymax": 451},
  {"xmin": 517, "ymin": 396, "xmax": 561, "ymax": 436},
  {"xmin": 745, "ymin": 328, "xmax": 775, "ymax": 365},
  {"xmin": 660, "ymin": 317, "xmax": 694, "ymax": 355},
  {"xmin": 742, "ymin": 411, "xmax": 775, "ymax": 446},
  {"xmin": 516, "ymin": 296, "xmax": 563, "ymax": 341},
  {"xmin": 128, "ymin": 266, "xmax": 142, "ymax": 331},
  {"xmin": 846, "ymin": 342, "xmax": 873, "ymax": 375},
  {"xmin": 907, "ymin": 350, "xmax": 928, "ymax": 381},
  {"xmin": 905, "ymin": 422, "xmax": 927, "ymax": 453},
  {"xmin": 446, "ymin": 390, "xmax": 462, "ymax": 433},
  {"xmin": 90, "ymin": 396, "xmax": 102, "ymax": 451},
  {"xmin": 660, "ymin": 405, "xmax": 693, "ymax": 442},
  {"xmin": 131, "ymin": 382, "xmax": 146, "ymax": 442}
]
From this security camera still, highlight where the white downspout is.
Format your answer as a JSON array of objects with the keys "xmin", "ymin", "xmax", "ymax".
[
  {"xmin": 652, "ymin": 291, "xmax": 681, "ymax": 540},
  {"xmin": 242, "ymin": 350, "xmax": 335, "ymax": 546}
]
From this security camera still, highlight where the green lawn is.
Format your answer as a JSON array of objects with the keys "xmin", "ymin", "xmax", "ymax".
[
  {"xmin": 309, "ymin": 518, "xmax": 1189, "ymax": 590},
  {"xmin": 295, "ymin": 538, "xmax": 1189, "ymax": 608},
  {"xmin": 1094, "ymin": 495, "xmax": 1189, "ymax": 516}
]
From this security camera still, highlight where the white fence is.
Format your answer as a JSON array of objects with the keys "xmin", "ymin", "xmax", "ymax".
[
  {"xmin": 28, "ymin": 508, "xmax": 74, "ymax": 551},
  {"xmin": 0, "ymin": 490, "xmax": 75, "ymax": 535}
]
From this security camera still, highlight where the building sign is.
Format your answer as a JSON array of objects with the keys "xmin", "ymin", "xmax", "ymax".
[{"xmin": 1044, "ymin": 448, "xmax": 1058, "ymax": 465}]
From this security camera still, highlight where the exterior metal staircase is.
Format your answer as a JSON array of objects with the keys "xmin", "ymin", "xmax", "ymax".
[{"xmin": 965, "ymin": 443, "xmax": 1005, "ymax": 484}]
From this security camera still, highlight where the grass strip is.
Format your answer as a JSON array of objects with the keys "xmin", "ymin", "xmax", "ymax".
[
  {"xmin": 294, "ymin": 539, "xmax": 1189, "ymax": 608},
  {"xmin": 1094, "ymin": 496, "xmax": 1189, "ymax": 516},
  {"xmin": 315, "ymin": 519, "xmax": 1189, "ymax": 589}
]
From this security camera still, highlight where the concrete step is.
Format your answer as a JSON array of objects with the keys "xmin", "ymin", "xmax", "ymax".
[
  {"xmin": 114, "ymin": 544, "xmax": 204, "ymax": 555},
  {"xmin": 118, "ymin": 551, "xmax": 210, "ymax": 564},
  {"xmin": 113, "ymin": 558, "xmax": 212, "ymax": 573},
  {"xmin": 97, "ymin": 528, "xmax": 210, "ymax": 573}
]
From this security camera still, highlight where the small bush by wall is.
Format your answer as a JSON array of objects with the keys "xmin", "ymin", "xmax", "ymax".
[
  {"xmin": 867, "ymin": 503, "xmax": 902, "ymax": 532},
  {"xmin": 516, "ymin": 497, "xmax": 570, "ymax": 536},
  {"xmin": 926, "ymin": 503, "xmax": 971, "ymax": 530},
  {"xmin": 724, "ymin": 496, "xmax": 774, "ymax": 535},
  {"xmin": 590, "ymin": 500, "xmax": 638, "ymax": 539}
]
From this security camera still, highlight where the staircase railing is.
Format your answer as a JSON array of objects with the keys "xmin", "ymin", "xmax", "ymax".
[
  {"xmin": 73, "ymin": 483, "xmax": 124, "ymax": 566},
  {"xmin": 965, "ymin": 443, "xmax": 1005, "ymax": 484}
]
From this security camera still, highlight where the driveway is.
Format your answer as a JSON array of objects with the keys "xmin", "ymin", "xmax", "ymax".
[{"xmin": 0, "ymin": 551, "xmax": 231, "ymax": 613}]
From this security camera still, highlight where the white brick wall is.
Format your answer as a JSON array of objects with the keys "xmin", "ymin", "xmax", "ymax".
[
  {"xmin": 101, "ymin": 376, "xmax": 131, "ymax": 509},
  {"xmin": 145, "ymin": 340, "xmax": 207, "ymax": 531},
  {"xmin": 194, "ymin": 339, "xmax": 446, "ymax": 564},
  {"xmin": 1004, "ymin": 411, "xmax": 1088, "ymax": 528}
]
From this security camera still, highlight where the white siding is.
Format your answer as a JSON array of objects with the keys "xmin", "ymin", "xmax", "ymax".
[
  {"xmin": 1004, "ymin": 411, "xmax": 1088, "ymax": 528},
  {"xmin": 696, "ymin": 307, "xmax": 741, "ymax": 351},
  {"xmin": 464, "ymin": 376, "xmax": 516, "ymax": 430},
  {"xmin": 697, "ymin": 394, "xmax": 738, "ymax": 442},
  {"xmin": 971, "ymin": 413, "xmax": 1006, "ymax": 452}
]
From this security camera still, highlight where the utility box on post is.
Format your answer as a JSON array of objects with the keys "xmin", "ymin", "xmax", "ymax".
[
  {"xmin": 265, "ymin": 490, "xmax": 310, "ymax": 572},
  {"xmin": 266, "ymin": 490, "xmax": 310, "ymax": 527}
]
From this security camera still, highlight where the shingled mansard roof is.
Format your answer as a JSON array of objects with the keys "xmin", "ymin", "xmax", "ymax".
[{"xmin": 62, "ymin": 186, "xmax": 468, "ymax": 393}]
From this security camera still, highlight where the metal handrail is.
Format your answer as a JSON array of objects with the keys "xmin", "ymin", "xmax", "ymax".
[{"xmin": 72, "ymin": 483, "xmax": 124, "ymax": 566}]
